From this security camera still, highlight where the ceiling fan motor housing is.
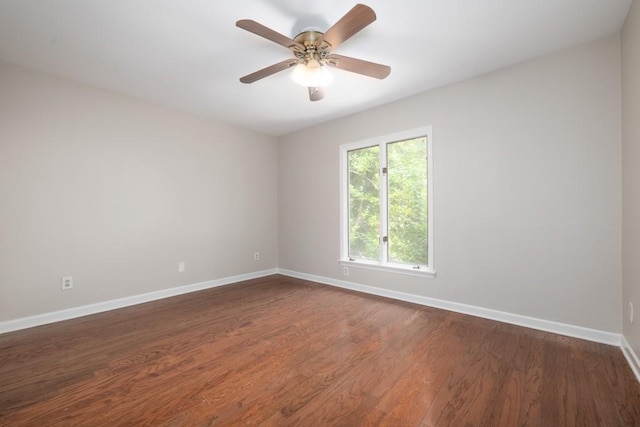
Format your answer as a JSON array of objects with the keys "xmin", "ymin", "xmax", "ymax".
[{"xmin": 293, "ymin": 30, "xmax": 330, "ymax": 64}]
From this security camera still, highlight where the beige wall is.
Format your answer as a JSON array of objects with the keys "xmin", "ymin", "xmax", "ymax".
[
  {"xmin": 623, "ymin": 1, "xmax": 640, "ymax": 354},
  {"xmin": 0, "ymin": 61, "xmax": 278, "ymax": 321},
  {"xmin": 279, "ymin": 35, "xmax": 622, "ymax": 332}
]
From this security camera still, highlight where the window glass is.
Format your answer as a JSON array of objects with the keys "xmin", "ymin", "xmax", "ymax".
[
  {"xmin": 387, "ymin": 137, "xmax": 428, "ymax": 265},
  {"xmin": 348, "ymin": 145, "xmax": 380, "ymax": 261}
]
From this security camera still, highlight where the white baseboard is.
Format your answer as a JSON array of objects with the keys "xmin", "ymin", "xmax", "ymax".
[
  {"xmin": 622, "ymin": 335, "xmax": 640, "ymax": 384},
  {"xmin": 277, "ymin": 269, "xmax": 621, "ymax": 346},
  {"xmin": 3, "ymin": 267, "xmax": 636, "ymax": 383},
  {"xmin": 0, "ymin": 269, "xmax": 278, "ymax": 334}
]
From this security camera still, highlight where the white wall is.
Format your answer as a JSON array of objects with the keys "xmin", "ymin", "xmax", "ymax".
[
  {"xmin": 0, "ymin": 61, "xmax": 278, "ymax": 321},
  {"xmin": 622, "ymin": 1, "xmax": 640, "ymax": 355},
  {"xmin": 278, "ymin": 35, "xmax": 622, "ymax": 333}
]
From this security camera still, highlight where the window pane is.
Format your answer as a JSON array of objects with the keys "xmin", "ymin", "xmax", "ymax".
[
  {"xmin": 348, "ymin": 145, "xmax": 380, "ymax": 261},
  {"xmin": 387, "ymin": 137, "xmax": 428, "ymax": 265}
]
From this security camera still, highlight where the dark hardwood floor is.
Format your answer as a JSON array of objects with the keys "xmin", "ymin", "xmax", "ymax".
[{"xmin": 1, "ymin": 275, "xmax": 639, "ymax": 426}]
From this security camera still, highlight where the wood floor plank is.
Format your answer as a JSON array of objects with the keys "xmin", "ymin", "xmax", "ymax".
[{"xmin": 1, "ymin": 274, "xmax": 639, "ymax": 426}]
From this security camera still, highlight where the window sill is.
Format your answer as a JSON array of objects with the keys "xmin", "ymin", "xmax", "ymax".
[{"xmin": 339, "ymin": 259, "xmax": 436, "ymax": 278}]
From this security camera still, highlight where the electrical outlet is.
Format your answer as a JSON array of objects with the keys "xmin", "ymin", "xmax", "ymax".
[
  {"xmin": 254, "ymin": 252, "xmax": 260, "ymax": 261},
  {"xmin": 178, "ymin": 262, "xmax": 185, "ymax": 273},
  {"xmin": 61, "ymin": 276, "xmax": 73, "ymax": 290},
  {"xmin": 343, "ymin": 266, "xmax": 349, "ymax": 276},
  {"xmin": 630, "ymin": 302, "xmax": 634, "ymax": 324}
]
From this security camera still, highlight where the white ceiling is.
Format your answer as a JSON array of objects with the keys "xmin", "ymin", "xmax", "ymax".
[{"xmin": 0, "ymin": 0, "xmax": 632, "ymax": 136}]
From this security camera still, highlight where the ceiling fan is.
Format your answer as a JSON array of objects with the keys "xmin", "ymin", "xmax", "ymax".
[{"xmin": 236, "ymin": 4, "xmax": 391, "ymax": 101}]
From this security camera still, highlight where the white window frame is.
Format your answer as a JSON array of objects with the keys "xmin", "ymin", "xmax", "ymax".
[{"xmin": 339, "ymin": 126, "xmax": 435, "ymax": 278}]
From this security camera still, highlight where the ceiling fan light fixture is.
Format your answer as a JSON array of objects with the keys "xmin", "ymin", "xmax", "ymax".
[
  {"xmin": 291, "ymin": 59, "xmax": 333, "ymax": 87},
  {"xmin": 237, "ymin": 4, "xmax": 389, "ymax": 101}
]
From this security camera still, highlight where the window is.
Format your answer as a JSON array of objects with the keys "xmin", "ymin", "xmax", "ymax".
[{"xmin": 340, "ymin": 126, "xmax": 434, "ymax": 277}]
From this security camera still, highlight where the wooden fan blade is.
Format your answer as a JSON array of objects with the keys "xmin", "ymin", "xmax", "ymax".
[
  {"xmin": 308, "ymin": 87, "xmax": 325, "ymax": 101},
  {"xmin": 326, "ymin": 54, "xmax": 390, "ymax": 79},
  {"xmin": 240, "ymin": 59, "xmax": 298, "ymax": 84},
  {"xmin": 318, "ymin": 4, "xmax": 376, "ymax": 50},
  {"xmin": 236, "ymin": 19, "xmax": 303, "ymax": 51}
]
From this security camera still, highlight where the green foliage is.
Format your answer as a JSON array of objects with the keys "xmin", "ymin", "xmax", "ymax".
[
  {"xmin": 348, "ymin": 137, "xmax": 428, "ymax": 266},
  {"xmin": 387, "ymin": 137, "xmax": 428, "ymax": 265},
  {"xmin": 348, "ymin": 145, "xmax": 380, "ymax": 260}
]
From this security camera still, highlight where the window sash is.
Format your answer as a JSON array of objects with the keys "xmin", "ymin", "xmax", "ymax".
[
  {"xmin": 347, "ymin": 145, "xmax": 380, "ymax": 262},
  {"xmin": 385, "ymin": 137, "xmax": 428, "ymax": 266}
]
